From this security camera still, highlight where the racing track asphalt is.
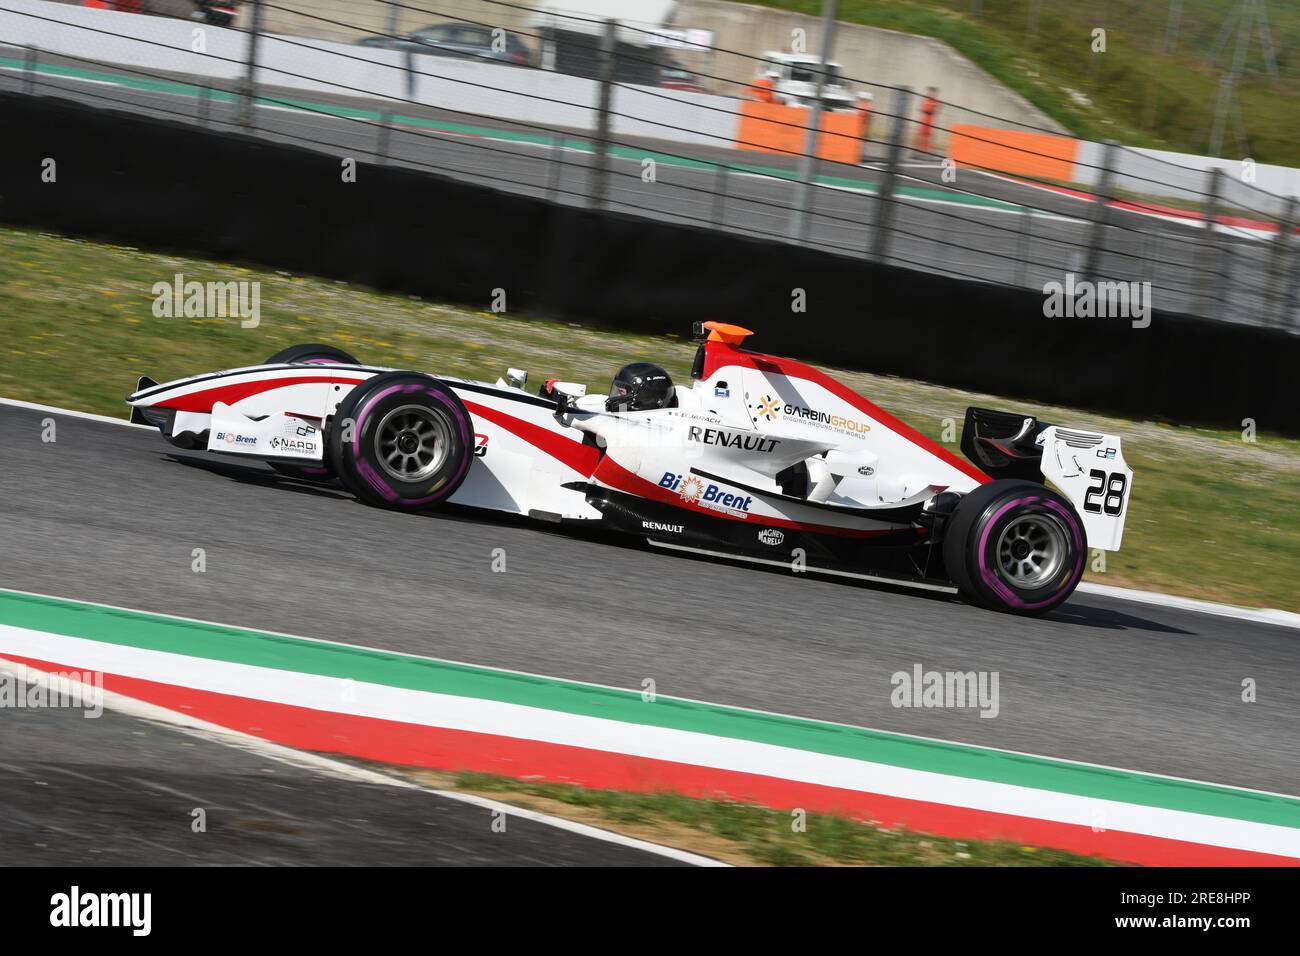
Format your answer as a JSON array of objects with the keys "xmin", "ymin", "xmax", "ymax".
[
  {"xmin": 2, "ymin": 404, "xmax": 1297, "ymax": 798},
  {"xmin": 0, "ymin": 676, "xmax": 688, "ymax": 865}
]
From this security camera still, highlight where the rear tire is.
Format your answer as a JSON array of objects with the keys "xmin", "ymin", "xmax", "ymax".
[
  {"xmin": 942, "ymin": 480, "xmax": 1086, "ymax": 616},
  {"xmin": 329, "ymin": 371, "xmax": 473, "ymax": 510},
  {"xmin": 264, "ymin": 343, "xmax": 360, "ymax": 366}
]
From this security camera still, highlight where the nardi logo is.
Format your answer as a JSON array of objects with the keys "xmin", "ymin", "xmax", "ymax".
[{"xmin": 50, "ymin": 886, "xmax": 151, "ymax": 936}]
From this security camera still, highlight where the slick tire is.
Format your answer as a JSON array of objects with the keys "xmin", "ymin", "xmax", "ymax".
[
  {"xmin": 264, "ymin": 343, "xmax": 360, "ymax": 366},
  {"xmin": 263, "ymin": 344, "xmax": 360, "ymax": 481},
  {"xmin": 942, "ymin": 479, "xmax": 1086, "ymax": 616},
  {"xmin": 329, "ymin": 371, "xmax": 473, "ymax": 511}
]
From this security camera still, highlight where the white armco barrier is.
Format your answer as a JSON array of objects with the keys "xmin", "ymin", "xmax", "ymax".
[
  {"xmin": 0, "ymin": 0, "xmax": 740, "ymax": 148},
  {"xmin": 1072, "ymin": 140, "xmax": 1299, "ymax": 209}
]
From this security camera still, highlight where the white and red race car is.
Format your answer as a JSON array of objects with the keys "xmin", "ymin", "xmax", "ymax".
[{"xmin": 127, "ymin": 322, "xmax": 1132, "ymax": 615}]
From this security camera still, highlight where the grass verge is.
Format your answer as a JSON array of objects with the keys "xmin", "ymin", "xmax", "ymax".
[
  {"xmin": 397, "ymin": 768, "xmax": 1113, "ymax": 866},
  {"xmin": 1, "ymin": 224, "xmax": 1296, "ymax": 610}
]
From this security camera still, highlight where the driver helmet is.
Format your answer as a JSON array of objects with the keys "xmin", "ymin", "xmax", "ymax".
[{"xmin": 607, "ymin": 362, "xmax": 674, "ymax": 412}]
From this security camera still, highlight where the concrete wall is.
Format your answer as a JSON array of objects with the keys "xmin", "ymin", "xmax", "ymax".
[{"xmin": 255, "ymin": 0, "xmax": 537, "ymax": 45}]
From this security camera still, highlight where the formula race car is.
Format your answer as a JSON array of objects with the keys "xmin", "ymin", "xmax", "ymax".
[{"xmin": 126, "ymin": 322, "xmax": 1133, "ymax": 615}]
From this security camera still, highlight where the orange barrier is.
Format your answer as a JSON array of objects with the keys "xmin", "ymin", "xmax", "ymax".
[
  {"xmin": 948, "ymin": 125, "xmax": 1079, "ymax": 180},
  {"xmin": 736, "ymin": 101, "xmax": 867, "ymax": 165}
]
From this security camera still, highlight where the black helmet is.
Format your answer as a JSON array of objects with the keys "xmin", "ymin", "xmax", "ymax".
[{"xmin": 607, "ymin": 362, "xmax": 674, "ymax": 412}]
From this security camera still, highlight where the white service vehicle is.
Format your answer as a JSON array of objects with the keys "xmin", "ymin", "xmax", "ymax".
[{"xmin": 759, "ymin": 51, "xmax": 856, "ymax": 109}]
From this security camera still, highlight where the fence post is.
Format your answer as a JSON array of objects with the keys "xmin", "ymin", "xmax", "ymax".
[
  {"xmin": 403, "ymin": 48, "xmax": 416, "ymax": 101},
  {"xmin": 1014, "ymin": 204, "xmax": 1033, "ymax": 288},
  {"xmin": 239, "ymin": 0, "xmax": 265, "ymax": 130},
  {"xmin": 1285, "ymin": 241, "xmax": 1300, "ymax": 334},
  {"xmin": 1195, "ymin": 167, "xmax": 1225, "ymax": 317},
  {"xmin": 1269, "ymin": 196, "xmax": 1296, "ymax": 329},
  {"xmin": 198, "ymin": 83, "xmax": 211, "ymax": 127},
  {"xmin": 1082, "ymin": 139, "xmax": 1116, "ymax": 286},
  {"xmin": 712, "ymin": 162, "xmax": 730, "ymax": 227},
  {"xmin": 376, "ymin": 9, "xmax": 404, "ymax": 167},
  {"xmin": 547, "ymin": 133, "xmax": 564, "ymax": 202},
  {"xmin": 590, "ymin": 18, "xmax": 617, "ymax": 209},
  {"xmin": 376, "ymin": 114, "xmax": 392, "ymax": 165},
  {"xmin": 23, "ymin": 44, "xmax": 37, "ymax": 95},
  {"xmin": 869, "ymin": 85, "xmax": 911, "ymax": 264},
  {"xmin": 789, "ymin": 0, "xmax": 839, "ymax": 244}
]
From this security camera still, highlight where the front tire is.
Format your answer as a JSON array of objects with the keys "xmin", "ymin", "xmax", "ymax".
[
  {"xmin": 264, "ymin": 343, "xmax": 360, "ymax": 481},
  {"xmin": 329, "ymin": 371, "xmax": 473, "ymax": 510},
  {"xmin": 942, "ymin": 480, "xmax": 1086, "ymax": 616},
  {"xmin": 264, "ymin": 343, "xmax": 360, "ymax": 366}
]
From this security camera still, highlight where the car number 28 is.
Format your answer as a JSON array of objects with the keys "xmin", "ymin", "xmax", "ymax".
[{"xmin": 1084, "ymin": 469, "xmax": 1127, "ymax": 516}]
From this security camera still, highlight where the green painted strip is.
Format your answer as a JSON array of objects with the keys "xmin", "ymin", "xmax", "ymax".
[
  {"xmin": 0, "ymin": 54, "xmax": 236, "ymax": 101},
  {"xmin": 4, "ymin": 56, "xmax": 1021, "ymax": 212},
  {"xmin": 1, "ymin": 588, "xmax": 1296, "ymax": 828}
]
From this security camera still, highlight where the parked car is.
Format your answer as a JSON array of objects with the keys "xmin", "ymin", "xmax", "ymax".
[
  {"xmin": 358, "ymin": 23, "xmax": 534, "ymax": 67},
  {"xmin": 659, "ymin": 56, "xmax": 706, "ymax": 93},
  {"xmin": 84, "ymin": 0, "xmax": 240, "ymax": 27}
]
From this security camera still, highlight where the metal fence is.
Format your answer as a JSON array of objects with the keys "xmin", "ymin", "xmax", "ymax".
[{"xmin": 2, "ymin": 0, "xmax": 1298, "ymax": 331}]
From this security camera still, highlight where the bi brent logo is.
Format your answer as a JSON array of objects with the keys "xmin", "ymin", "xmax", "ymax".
[{"xmin": 659, "ymin": 472, "xmax": 754, "ymax": 516}]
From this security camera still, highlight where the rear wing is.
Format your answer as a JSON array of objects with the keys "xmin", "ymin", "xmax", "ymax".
[{"xmin": 962, "ymin": 407, "xmax": 1132, "ymax": 551}]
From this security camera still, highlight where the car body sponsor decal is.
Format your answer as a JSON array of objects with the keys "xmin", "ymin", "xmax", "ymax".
[
  {"xmin": 269, "ymin": 436, "xmax": 317, "ymax": 454},
  {"xmin": 686, "ymin": 425, "xmax": 780, "ymax": 453},
  {"xmin": 659, "ymin": 472, "xmax": 753, "ymax": 518},
  {"xmin": 756, "ymin": 394, "xmax": 872, "ymax": 436},
  {"xmin": 641, "ymin": 520, "xmax": 684, "ymax": 534}
]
